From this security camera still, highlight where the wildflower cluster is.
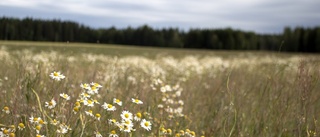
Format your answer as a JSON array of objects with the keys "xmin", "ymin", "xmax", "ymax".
[
  {"xmin": 0, "ymin": 106, "xmax": 26, "ymax": 137},
  {"xmin": 0, "ymin": 126, "xmax": 15, "ymax": 137},
  {"xmin": 1, "ymin": 70, "xmax": 195, "ymax": 136},
  {"xmin": 159, "ymin": 127, "xmax": 197, "ymax": 137},
  {"xmin": 151, "ymin": 78, "xmax": 185, "ymax": 118},
  {"xmin": 103, "ymin": 98, "xmax": 153, "ymax": 136},
  {"xmin": 27, "ymin": 71, "xmax": 153, "ymax": 136},
  {"xmin": 106, "ymin": 110, "xmax": 152, "ymax": 133},
  {"xmin": 150, "ymin": 78, "xmax": 199, "ymax": 136},
  {"xmin": 29, "ymin": 116, "xmax": 48, "ymax": 134}
]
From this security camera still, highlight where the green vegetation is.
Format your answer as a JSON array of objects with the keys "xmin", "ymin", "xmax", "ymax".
[
  {"xmin": 1, "ymin": 17, "xmax": 320, "ymax": 52},
  {"xmin": 0, "ymin": 41, "xmax": 320, "ymax": 137}
]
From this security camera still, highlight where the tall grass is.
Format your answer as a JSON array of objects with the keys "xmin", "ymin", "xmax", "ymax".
[{"xmin": 0, "ymin": 42, "xmax": 320, "ymax": 137}]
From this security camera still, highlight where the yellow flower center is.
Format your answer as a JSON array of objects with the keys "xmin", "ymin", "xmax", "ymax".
[
  {"xmin": 136, "ymin": 112, "xmax": 142, "ymax": 118},
  {"xmin": 9, "ymin": 133, "xmax": 15, "ymax": 137},
  {"xmin": 49, "ymin": 101, "xmax": 53, "ymax": 106},
  {"xmin": 116, "ymin": 99, "xmax": 120, "ymax": 103},
  {"xmin": 110, "ymin": 130, "xmax": 116, "ymax": 134},
  {"xmin": 35, "ymin": 125, "xmax": 41, "ymax": 130},
  {"xmin": 124, "ymin": 113, "xmax": 129, "ymax": 118},
  {"xmin": 87, "ymin": 100, "xmax": 92, "ymax": 104},
  {"xmin": 53, "ymin": 72, "xmax": 59, "ymax": 76},
  {"xmin": 135, "ymin": 99, "xmax": 139, "ymax": 103},
  {"xmin": 161, "ymin": 127, "xmax": 166, "ymax": 132},
  {"xmin": 33, "ymin": 118, "xmax": 38, "ymax": 122},
  {"xmin": 95, "ymin": 113, "xmax": 101, "ymax": 118},
  {"xmin": 91, "ymin": 86, "xmax": 96, "ymax": 90},
  {"xmin": 39, "ymin": 120, "xmax": 45, "ymax": 125},
  {"xmin": 3, "ymin": 129, "xmax": 9, "ymax": 134},
  {"xmin": 73, "ymin": 107, "xmax": 79, "ymax": 112},
  {"xmin": 144, "ymin": 122, "xmax": 150, "ymax": 127},
  {"xmin": 3, "ymin": 106, "xmax": 9, "ymax": 111},
  {"xmin": 83, "ymin": 84, "xmax": 88, "ymax": 87},
  {"xmin": 18, "ymin": 123, "xmax": 25, "ymax": 128},
  {"xmin": 108, "ymin": 104, "xmax": 113, "ymax": 108},
  {"xmin": 75, "ymin": 102, "xmax": 80, "ymax": 106}
]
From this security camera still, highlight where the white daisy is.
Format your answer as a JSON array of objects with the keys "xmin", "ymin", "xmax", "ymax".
[
  {"xmin": 36, "ymin": 134, "xmax": 46, "ymax": 137},
  {"xmin": 83, "ymin": 99, "xmax": 95, "ymax": 107},
  {"xmin": 113, "ymin": 98, "xmax": 122, "ymax": 106},
  {"xmin": 185, "ymin": 130, "xmax": 196, "ymax": 137},
  {"xmin": 121, "ymin": 119, "xmax": 134, "ymax": 128},
  {"xmin": 87, "ymin": 86, "xmax": 98, "ymax": 94},
  {"xmin": 134, "ymin": 112, "xmax": 142, "ymax": 121},
  {"xmin": 18, "ymin": 123, "xmax": 25, "ymax": 130},
  {"xmin": 29, "ymin": 116, "xmax": 41, "ymax": 124},
  {"xmin": 60, "ymin": 93, "xmax": 70, "ymax": 100},
  {"xmin": 90, "ymin": 82, "xmax": 102, "ymax": 88},
  {"xmin": 131, "ymin": 98, "xmax": 143, "ymax": 104},
  {"xmin": 102, "ymin": 103, "xmax": 116, "ymax": 111},
  {"xmin": 119, "ymin": 123, "xmax": 134, "ymax": 133},
  {"xmin": 49, "ymin": 71, "xmax": 65, "ymax": 81},
  {"xmin": 50, "ymin": 119, "xmax": 60, "ymax": 126},
  {"xmin": 108, "ymin": 119, "xmax": 118, "ymax": 125},
  {"xmin": 95, "ymin": 131, "xmax": 103, "ymax": 137},
  {"xmin": 45, "ymin": 99, "xmax": 57, "ymax": 109},
  {"xmin": 120, "ymin": 110, "xmax": 133, "ymax": 121},
  {"xmin": 35, "ymin": 124, "xmax": 42, "ymax": 133},
  {"xmin": 109, "ymin": 130, "xmax": 118, "ymax": 137},
  {"xmin": 85, "ymin": 110, "xmax": 94, "ymax": 117},
  {"xmin": 80, "ymin": 83, "xmax": 90, "ymax": 90},
  {"xmin": 2, "ymin": 106, "xmax": 10, "ymax": 114},
  {"xmin": 95, "ymin": 113, "xmax": 101, "ymax": 121},
  {"xmin": 123, "ymin": 125, "xmax": 134, "ymax": 133},
  {"xmin": 140, "ymin": 119, "xmax": 152, "ymax": 131},
  {"xmin": 57, "ymin": 123, "xmax": 71, "ymax": 134},
  {"xmin": 1, "ymin": 128, "xmax": 10, "ymax": 136},
  {"xmin": 79, "ymin": 92, "xmax": 90, "ymax": 99}
]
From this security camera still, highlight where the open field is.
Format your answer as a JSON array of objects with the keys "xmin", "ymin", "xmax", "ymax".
[{"xmin": 0, "ymin": 41, "xmax": 320, "ymax": 137}]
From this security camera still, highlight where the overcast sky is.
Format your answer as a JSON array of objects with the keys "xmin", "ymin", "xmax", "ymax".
[{"xmin": 0, "ymin": 0, "xmax": 319, "ymax": 34}]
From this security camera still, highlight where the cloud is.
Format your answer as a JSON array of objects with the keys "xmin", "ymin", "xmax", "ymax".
[{"xmin": 0, "ymin": 0, "xmax": 319, "ymax": 33}]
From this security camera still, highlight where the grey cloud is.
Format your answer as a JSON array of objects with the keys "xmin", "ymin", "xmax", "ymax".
[{"xmin": 0, "ymin": 0, "xmax": 319, "ymax": 34}]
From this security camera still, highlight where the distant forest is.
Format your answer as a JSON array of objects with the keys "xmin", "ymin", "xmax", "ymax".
[{"xmin": 1, "ymin": 17, "xmax": 320, "ymax": 52}]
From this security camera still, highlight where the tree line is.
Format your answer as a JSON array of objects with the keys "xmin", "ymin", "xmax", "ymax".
[{"xmin": 1, "ymin": 17, "xmax": 320, "ymax": 52}]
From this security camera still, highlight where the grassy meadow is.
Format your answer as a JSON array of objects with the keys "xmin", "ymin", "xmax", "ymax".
[{"xmin": 0, "ymin": 41, "xmax": 320, "ymax": 137}]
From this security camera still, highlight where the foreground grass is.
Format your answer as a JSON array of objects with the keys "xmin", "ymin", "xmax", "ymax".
[{"xmin": 0, "ymin": 41, "xmax": 320, "ymax": 137}]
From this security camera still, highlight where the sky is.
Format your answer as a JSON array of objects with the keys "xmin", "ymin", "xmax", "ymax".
[{"xmin": 0, "ymin": 0, "xmax": 319, "ymax": 34}]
